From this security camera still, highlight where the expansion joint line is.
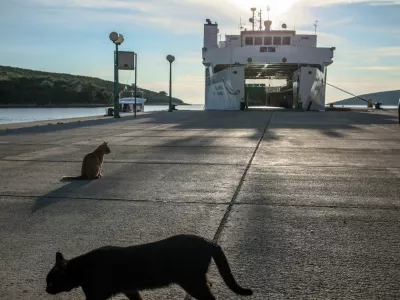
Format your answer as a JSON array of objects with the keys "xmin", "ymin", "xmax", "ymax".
[{"xmin": 183, "ymin": 111, "xmax": 274, "ymax": 300}]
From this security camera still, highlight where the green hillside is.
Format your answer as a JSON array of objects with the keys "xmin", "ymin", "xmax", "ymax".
[{"xmin": 0, "ymin": 65, "xmax": 187, "ymax": 107}]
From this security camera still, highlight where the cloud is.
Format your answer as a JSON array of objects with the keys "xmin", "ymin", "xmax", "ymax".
[
  {"xmin": 321, "ymin": 17, "xmax": 354, "ymax": 27},
  {"xmin": 25, "ymin": 0, "xmax": 244, "ymax": 34},
  {"xmin": 24, "ymin": 7, "xmax": 202, "ymax": 35},
  {"xmin": 299, "ymin": 0, "xmax": 400, "ymax": 7},
  {"xmin": 372, "ymin": 46, "xmax": 400, "ymax": 57},
  {"xmin": 351, "ymin": 66, "xmax": 400, "ymax": 71},
  {"xmin": 295, "ymin": 30, "xmax": 344, "ymax": 46}
]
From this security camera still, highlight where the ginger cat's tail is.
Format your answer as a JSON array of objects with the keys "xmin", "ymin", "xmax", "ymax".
[{"xmin": 61, "ymin": 175, "xmax": 87, "ymax": 181}]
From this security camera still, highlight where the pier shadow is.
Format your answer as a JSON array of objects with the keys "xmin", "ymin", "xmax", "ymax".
[
  {"xmin": 133, "ymin": 110, "xmax": 398, "ymax": 140},
  {"xmin": 5, "ymin": 108, "xmax": 399, "ymax": 214},
  {"xmin": 1, "ymin": 110, "xmax": 396, "ymax": 139}
]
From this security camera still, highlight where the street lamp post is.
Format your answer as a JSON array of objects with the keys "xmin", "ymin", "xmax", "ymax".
[
  {"xmin": 109, "ymin": 31, "xmax": 124, "ymax": 118},
  {"xmin": 166, "ymin": 54, "xmax": 175, "ymax": 112},
  {"xmin": 134, "ymin": 53, "xmax": 137, "ymax": 118}
]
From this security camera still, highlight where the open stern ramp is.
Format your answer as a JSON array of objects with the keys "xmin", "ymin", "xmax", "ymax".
[{"xmin": 202, "ymin": 17, "xmax": 335, "ymax": 111}]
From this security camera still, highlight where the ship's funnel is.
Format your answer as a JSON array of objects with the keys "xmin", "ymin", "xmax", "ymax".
[{"xmin": 264, "ymin": 20, "xmax": 272, "ymax": 31}]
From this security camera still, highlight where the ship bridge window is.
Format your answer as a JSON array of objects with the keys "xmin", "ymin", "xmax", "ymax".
[
  {"xmin": 260, "ymin": 46, "xmax": 276, "ymax": 52},
  {"xmin": 254, "ymin": 37, "xmax": 262, "ymax": 45},
  {"xmin": 273, "ymin": 36, "xmax": 281, "ymax": 45},
  {"xmin": 264, "ymin": 36, "xmax": 272, "ymax": 45},
  {"xmin": 282, "ymin": 36, "xmax": 291, "ymax": 45},
  {"xmin": 245, "ymin": 37, "xmax": 253, "ymax": 45}
]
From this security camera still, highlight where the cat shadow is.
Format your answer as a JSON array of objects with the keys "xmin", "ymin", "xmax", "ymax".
[{"xmin": 31, "ymin": 180, "xmax": 92, "ymax": 213}]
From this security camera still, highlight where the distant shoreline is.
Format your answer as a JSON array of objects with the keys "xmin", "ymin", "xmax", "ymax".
[{"xmin": 0, "ymin": 104, "xmax": 109, "ymax": 108}]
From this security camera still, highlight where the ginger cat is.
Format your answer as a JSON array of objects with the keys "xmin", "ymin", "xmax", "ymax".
[
  {"xmin": 62, "ymin": 142, "xmax": 111, "ymax": 180},
  {"xmin": 46, "ymin": 234, "xmax": 253, "ymax": 300}
]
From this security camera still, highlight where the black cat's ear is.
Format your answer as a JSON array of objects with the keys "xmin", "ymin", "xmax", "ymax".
[{"xmin": 55, "ymin": 252, "xmax": 65, "ymax": 266}]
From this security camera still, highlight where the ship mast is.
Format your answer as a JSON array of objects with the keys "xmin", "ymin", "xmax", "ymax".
[
  {"xmin": 238, "ymin": 17, "xmax": 245, "ymax": 30},
  {"xmin": 250, "ymin": 7, "xmax": 256, "ymax": 31},
  {"xmin": 314, "ymin": 20, "xmax": 318, "ymax": 34},
  {"xmin": 249, "ymin": 7, "xmax": 266, "ymax": 31}
]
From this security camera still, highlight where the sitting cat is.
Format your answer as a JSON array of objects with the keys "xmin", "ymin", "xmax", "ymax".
[
  {"xmin": 62, "ymin": 142, "xmax": 111, "ymax": 180},
  {"xmin": 46, "ymin": 234, "xmax": 253, "ymax": 300}
]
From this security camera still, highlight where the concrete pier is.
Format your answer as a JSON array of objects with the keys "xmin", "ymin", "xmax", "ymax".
[{"xmin": 0, "ymin": 109, "xmax": 399, "ymax": 299}]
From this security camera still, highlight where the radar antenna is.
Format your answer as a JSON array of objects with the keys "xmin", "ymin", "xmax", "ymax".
[
  {"xmin": 238, "ymin": 17, "xmax": 246, "ymax": 30},
  {"xmin": 258, "ymin": 9, "xmax": 262, "ymax": 31},
  {"xmin": 263, "ymin": 5, "xmax": 272, "ymax": 31}
]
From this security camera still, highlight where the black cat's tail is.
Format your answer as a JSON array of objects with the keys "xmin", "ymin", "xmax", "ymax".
[
  {"xmin": 212, "ymin": 244, "xmax": 253, "ymax": 296},
  {"xmin": 61, "ymin": 175, "xmax": 87, "ymax": 180}
]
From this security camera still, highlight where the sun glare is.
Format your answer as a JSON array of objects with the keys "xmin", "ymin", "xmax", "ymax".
[{"xmin": 231, "ymin": 0, "xmax": 297, "ymax": 17}]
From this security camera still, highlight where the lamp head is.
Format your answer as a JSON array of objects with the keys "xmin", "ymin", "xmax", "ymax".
[
  {"xmin": 115, "ymin": 34, "xmax": 124, "ymax": 44},
  {"xmin": 109, "ymin": 32, "xmax": 118, "ymax": 42},
  {"xmin": 166, "ymin": 55, "xmax": 175, "ymax": 63}
]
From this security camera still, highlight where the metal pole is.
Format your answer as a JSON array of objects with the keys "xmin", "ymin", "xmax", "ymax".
[
  {"xmin": 114, "ymin": 43, "xmax": 120, "ymax": 118},
  {"xmin": 252, "ymin": 10, "xmax": 255, "ymax": 31},
  {"xmin": 134, "ymin": 53, "xmax": 137, "ymax": 118},
  {"xmin": 168, "ymin": 61, "xmax": 172, "ymax": 112}
]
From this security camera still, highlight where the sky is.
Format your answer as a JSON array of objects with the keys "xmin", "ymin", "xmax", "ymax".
[{"xmin": 0, "ymin": 0, "xmax": 399, "ymax": 104}]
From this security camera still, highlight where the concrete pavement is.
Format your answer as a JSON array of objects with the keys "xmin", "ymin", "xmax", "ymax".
[{"xmin": 0, "ymin": 109, "xmax": 399, "ymax": 299}]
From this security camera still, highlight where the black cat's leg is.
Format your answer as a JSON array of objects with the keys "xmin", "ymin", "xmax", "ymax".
[
  {"xmin": 124, "ymin": 290, "xmax": 143, "ymax": 300},
  {"xmin": 179, "ymin": 277, "xmax": 216, "ymax": 300},
  {"xmin": 82, "ymin": 286, "xmax": 108, "ymax": 300}
]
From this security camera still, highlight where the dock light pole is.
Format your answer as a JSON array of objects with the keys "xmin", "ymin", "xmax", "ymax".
[
  {"xmin": 134, "ymin": 52, "xmax": 138, "ymax": 118},
  {"xmin": 166, "ymin": 54, "xmax": 175, "ymax": 112},
  {"xmin": 109, "ymin": 31, "xmax": 124, "ymax": 118}
]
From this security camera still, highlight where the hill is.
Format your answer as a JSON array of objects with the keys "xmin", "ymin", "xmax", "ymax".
[
  {"xmin": 332, "ymin": 90, "xmax": 400, "ymax": 106},
  {"xmin": 0, "ymin": 65, "xmax": 187, "ymax": 107}
]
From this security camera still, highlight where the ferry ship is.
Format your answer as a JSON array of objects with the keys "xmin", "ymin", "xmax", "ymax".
[{"xmin": 202, "ymin": 7, "xmax": 335, "ymax": 111}]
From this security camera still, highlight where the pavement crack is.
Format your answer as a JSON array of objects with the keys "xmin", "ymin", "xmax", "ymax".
[
  {"xmin": 182, "ymin": 112, "xmax": 274, "ymax": 300},
  {"xmin": 0, "ymin": 194, "xmax": 229, "ymax": 206},
  {"xmin": 0, "ymin": 159, "xmax": 246, "ymax": 166},
  {"xmin": 234, "ymin": 202, "xmax": 400, "ymax": 211}
]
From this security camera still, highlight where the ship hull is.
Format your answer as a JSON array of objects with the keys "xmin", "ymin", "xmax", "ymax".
[{"xmin": 204, "ymin": 66, "xmax": 245, "ymax": 110}]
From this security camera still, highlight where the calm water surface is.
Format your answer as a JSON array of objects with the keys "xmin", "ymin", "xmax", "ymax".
[{"xmin": 0, "ymin": 105, "xmax": 204, "ymax": 125}]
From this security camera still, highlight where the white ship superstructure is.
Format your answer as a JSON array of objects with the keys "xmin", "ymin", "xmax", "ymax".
[{"xmin": 202, "ymin": 8, "xmax": 335, "ymax": 111}]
